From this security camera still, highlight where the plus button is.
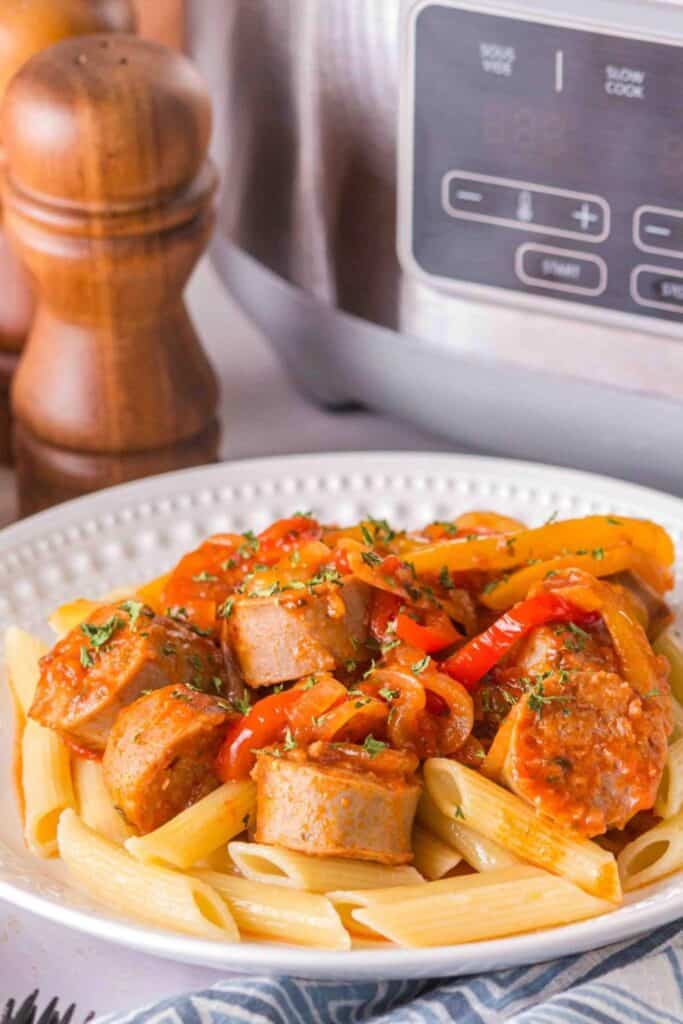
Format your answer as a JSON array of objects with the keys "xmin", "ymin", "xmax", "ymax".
[{"xmin": 572, "ymin": 202, "xmax": 599, "ymax": 232}]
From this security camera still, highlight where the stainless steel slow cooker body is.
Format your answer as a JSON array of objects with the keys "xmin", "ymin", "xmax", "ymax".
[{"xmin": 187, "ymin": 0, "xmax": 683, "ymax": 493}]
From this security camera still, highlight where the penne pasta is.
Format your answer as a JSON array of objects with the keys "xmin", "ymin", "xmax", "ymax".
[
  {"xmin": 655, "ymin": 736, "xmax": 683, "ymax": 819},
  {"xmin": 22, "ymin": 719, "xmax": 76, "ymax": 857},
  {"xmin": 73, "ymin": 758, "xmax": 133, "ymax": 845},
  {"xmin": 424, "ymin": 759, "xmax": 621, "ymax": 902},
  {"xmin": 618, "ymin": 811, "xmax": 683, "ymax": 891},
  {"xmin": 417, "ymin": 791, "xmax": 520, "ymax": 872},
  {"xmin": 228, "ymin": 841, "xmax": 424, "ymax": 892},
  {"xmin": 126, "ymin": 781, "xmax": 256, "ymax": 869},
  {"xmin": 5, "ymin": 626, "xmax": 46, "ymax": 714},
  {"xmin": 193, "ymin": 869, "xmax": 351, "ymax": 949},
  {"xmin": 411, "ymin": 823, "xmax": 462, "ymax": 881},
  {"xmin": 58, "ymin": 810, "xmax": 238, "ymax": 940},
  {"xmin": 351, "ymin": 866, "xmax": 613, "ymax": 946}
]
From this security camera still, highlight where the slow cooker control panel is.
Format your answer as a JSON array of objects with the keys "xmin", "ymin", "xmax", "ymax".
[{"xmin": 406, "ymin": 3, "xmax": 683, "ymax": 324}]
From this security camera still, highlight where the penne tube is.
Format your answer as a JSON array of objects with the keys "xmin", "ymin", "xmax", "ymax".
[
  {"xmin": 424, "ymin": 759, "xmax": 621, "ymax": 902},
  {"xmin": 58, "ymin": 810, "xmax": 238, "ymax": 940},
  {"xmin": 22, "ymin": 718, "xmax": 76, "ymax": 857},
  {"xmin": 5, "ymin": 626, "xmax": 46, "ymax": 714},
  {"xmin": 655, "ymin": 736, "xmax": 683, "ymax": 818},
  {"xmin": 228, "ymin": 841, "xmax": 424, "ymax": 892},
  {"xmin": 73, "ymin": 758, "xmax": 133, "ymax": 845},
  {"xmin": 411, "ymin": 823, "xmax": 462, "ymax": 881},
  {"xmin": 126, "ymin": 781, "xmax": 256, "ymax": 869},
  {"xmin": 418, "ymin": 791, "xmax": 520, "ymax": 872},
  {"xmin": 351, "ymin": 866, "xmax": 612, "ymax": 946},
  {"xmin": 193, "ymin": 869, "xmax": 351, "ymax": 950},
  {"xmin": 618, "ymin": 811, "xmax": 683, "ymax": 891}
]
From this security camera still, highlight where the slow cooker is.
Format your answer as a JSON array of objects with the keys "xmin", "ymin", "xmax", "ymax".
[{"xmin": 187, "ymin": 0, "xmax": 683, "ymax": 492}]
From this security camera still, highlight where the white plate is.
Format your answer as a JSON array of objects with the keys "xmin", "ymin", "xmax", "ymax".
[{"xmin": 1, "ymin": 452, "xmax": 682, "ymax": 979}]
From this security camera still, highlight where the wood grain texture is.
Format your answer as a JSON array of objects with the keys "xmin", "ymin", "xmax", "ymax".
[
  {"xmin": 1, "ymin": 33, "xmax": 219, "ymax": 512},
  {"xmin": 0, "ymin": 0, "xmax": 136, "ymax": 464}
]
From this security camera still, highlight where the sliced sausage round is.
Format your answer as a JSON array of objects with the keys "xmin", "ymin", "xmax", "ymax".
[
  {"xmin": 102, "ymin": 684, "xmax": 236, "ymax": 833},
  {"xmin": 253, "ymin": 741, "xmax": 421, "ymax": 864},
  {"xmin": 30, "ymin": 602, "xmax": 228, "ymax": 752}
]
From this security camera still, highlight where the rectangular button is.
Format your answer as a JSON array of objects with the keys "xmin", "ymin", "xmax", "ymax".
[
  {"xmin": 515, "ymin": 244, "xmax": 607, "ymax": 296},
  {"xmin": 442, "ymin": 171, "xmax": 610, "ymax": 242},
  {"xmin": 634, "ymin": 206, "xmax": 683, "ymax": 259},
  {"xmin": 631, "ymin": 264, "xmax": 683, "ymax": 313}
]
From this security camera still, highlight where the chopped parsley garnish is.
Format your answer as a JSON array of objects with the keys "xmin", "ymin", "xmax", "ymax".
[
  {"xmin": 166, "ymin": 606, "xmax": 188, "ymax": 621},
  {"xmin": 212, "ymin": 676, "xmax": 224, "ymax": 694},
  {"xmin": 544, "ymin": 510, "xmax": 559, "ymax": 525},
  {"xmin": 439, "ymin": 566, "xmax": 454, "ymax": 590},
  {"xmin": 568, "ymin": 622, "xmax": 590, "ymax": 640},
  {"xmin": 606, "ymin": 516, "xmax": 622, "ymax": 526},
  {"xmin": 360, "ymin": 523, "xmax": 374, "ymax": 546},
  {"xmin": 344, "ymin": 659, "xmax": 358, "ymax": 672},
  {"xmin": 231, "ymin": 694, "xmax": 252, "ymax": 715},
  {"xmin": 551, "ymin": 756, "xmax": 572, "ymax": 771},
  {"xmin": 591, "ymin": 547, "xmax": 605, "ymax": 561},
  {"xmin": 238, "ymin": 530, "xmax": 260, "ymax": 558},
  {"xmin": 642, "ymin": 688, "xmax": 660, "ymax": 699},
  {"xmin": 118, "ymin": 599, "xmax": 150, "ymax": 630},
  {"xmin": 290, "ymin": 549, "xmax": 301, "ymax": 567},
  {"xmin": 221, "ymin": 558, "xmax": 237, "ymax": 571},
  {"xmin": 242, "ymin": 813, "xmax": 251, "ymax": 829},
  {"xmin": 545, "ymin": 569, "xmax": 557, "ymax": 579},
  {"xmin": 302, "ymin": 676, "xmax": 318, "ymax": 690},
  {"xmin": 378, "ymin": 687, "xmax": 399, "ymax": 702},
  {"xmin": 80, "ymin": 646, "xmax": 95, "ymax": 668},
  {"xmin": 363, "ymin": 735, "xmax": 388, "ymax": 757},
  {"xmin": 307, "ymin": 567, "xmax": 343, "ymax": 590},
  {"xmin": 412, "ymin": 654, "xmax": 430, "ymax": 674},
  {"xmin": 453, "ymin": 804, "xmax": 466, "ymax": 820},
  {"xmin": 361, "ymin": 550, "xmax": 382, "ymax": 567},
  {"xmin": 217, "ymin": 597, "xmax": 235, "ymax": 619},
  {"xmin": 282, "ymin": 728, "xmax": 297, "ymax": 751},
  {"xmin": 381, "ymin": 637, "xmax": 401, "ymax": 656},
  {"xmin": 362, "ymin": 659, "xmax": 377, "ymax": 679},
  {"xmin": 527, "ymin": 681, "xmax": 573, "ymax": 717},
  {"xmin": 192, "ymin": 571, "xmax": 219, "ymax": 582},
  {"xmin": 80, "ymin": 615, "xmax": 125, "ymax": 649},
  {"xmin": 482, "ymin": 579, "xmax": 500, "ymax": 595}
]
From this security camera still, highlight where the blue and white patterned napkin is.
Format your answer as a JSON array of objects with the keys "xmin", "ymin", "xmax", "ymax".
[{"xmin": 101, "ymin": 922, "xmax": 682, "ymax": 1024}]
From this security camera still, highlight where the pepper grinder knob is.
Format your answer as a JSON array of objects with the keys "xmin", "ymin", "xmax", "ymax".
[{"xmin": 1, "ymin": 33, "xmax": 220, "ymax": 515}]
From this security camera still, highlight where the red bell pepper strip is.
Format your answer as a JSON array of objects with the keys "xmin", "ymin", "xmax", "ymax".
[
  {"xmin": 441, "ymin": 592, "xmax": 592, "ymax": 691},
  {"xmin": 395, "ymin": 610, "xmax": 460, "ymax": 653},
  {"xmin": 216, "ymin": 688, "xmax": 303, "ymax": 781}
]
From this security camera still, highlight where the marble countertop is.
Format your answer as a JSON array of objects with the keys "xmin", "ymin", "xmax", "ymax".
[{"xmin": 0, "ymin": 260, "xmax": 455, "ymax": 1015}]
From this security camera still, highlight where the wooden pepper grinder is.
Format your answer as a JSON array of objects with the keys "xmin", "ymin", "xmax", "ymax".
[
  {"xmin": 1, "ymin": 33, "xmax": 220, "ymax": 515},
  {"xmin": 0, "ymin": 0, "xmax": 136, "ymax": 465}
]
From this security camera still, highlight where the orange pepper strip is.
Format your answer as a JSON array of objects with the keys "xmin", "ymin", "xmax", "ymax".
[
  {"xmin": 134, "ymin": 573, "xmax": 171, "ymax": 614},
  {"xmin": 216, "ymin": 688, "xmax": 302, "ymax": 781},
  {"xmin": 315, "ymin": 698, "xmax": 388, "ymax": 743},
  {"xmin": 482, "ymin": 544, "xmax": 672, "ymax": 611},
  {"xmin": 287, "ymin": 675, "xmax": 348, "ymax": 744},
  {"xmin": 406, "ymin": 515, "xmax": 674, "ymax": 576}
]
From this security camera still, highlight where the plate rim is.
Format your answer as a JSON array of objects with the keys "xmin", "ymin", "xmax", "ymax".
[{"xmin": 2, "ymin": 450, "xmax": 682, "ymax": 977}]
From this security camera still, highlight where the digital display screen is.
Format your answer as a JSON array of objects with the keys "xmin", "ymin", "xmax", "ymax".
[{"xmin": 410, "ymin": 4, "xmax": 683, "ymax": 323}]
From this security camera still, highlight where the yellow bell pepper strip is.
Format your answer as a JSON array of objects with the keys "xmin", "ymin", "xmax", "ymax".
[
  {"xmin": 423, "ymin": 510, "xmax": 526, "ymax": 541},
  {"xmin": 481, "ymin": 544, "xmax": 672, "ymax": 611},
  {"xmin": 406, "ymin": 515, "xmax": 674, "ymax": 576},
  {"xmin": 135, "ymin": 572, "xmax": 171, "ymax": 614},
  {"xmin": 441, "ymin": 591, "xmax": 595, "ymax": 691}
]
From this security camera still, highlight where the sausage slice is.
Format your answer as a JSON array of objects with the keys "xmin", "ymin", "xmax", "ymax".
[
  {"xmin": 30, "ymin": 602, "xmax": 227, "ymax": 752},
  {"xmin": 253, "ymin": 741, "xmax": 421, "ymax": 863},
  {"xmin": 486, "ymin": 624, "xmax": 672, "ymax": 835},
  {"xmin": 102, "ymin": 684, "xmax": 235, "ymax": 833},
  {"xmin": 226, "ymin": 578, "xmax": 370, "ymax": 687}
]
